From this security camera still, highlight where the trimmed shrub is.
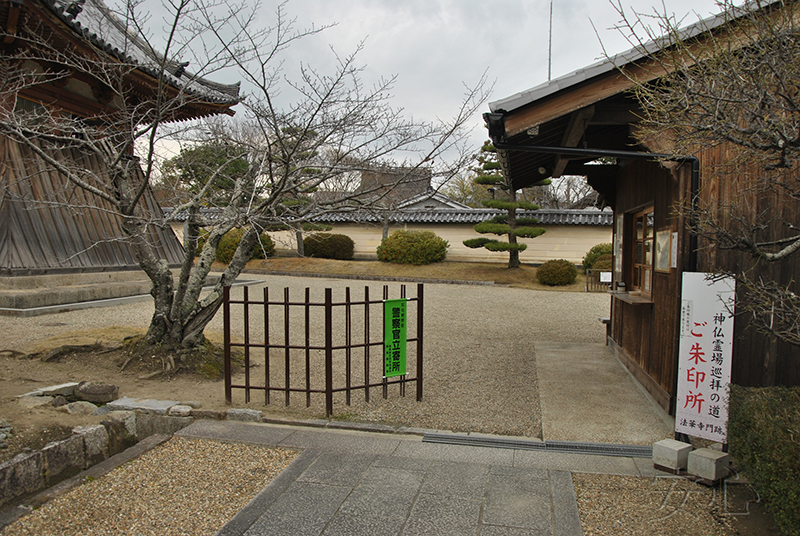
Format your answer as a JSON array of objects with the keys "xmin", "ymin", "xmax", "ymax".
[
  {"xmin": 303, "ymin": 233, "xmax": 355, "ymax": 260},
  {"xmin": 377, "ymin": 230, "xmax": 448, "ymax": 265},
  {"xmin": 536, "ymin": 259, "xmax": 578, "ymax": 286},
  {"xmin": 583, "ymin": 243, "xmax": 613, "ymax": 271},
  {"xmin": 728, "ymin": 386, "xmax": 800, "ymax": 536},
  {"xmin": 216, "ymin": 228, "xmax": 275, "ymax": 264},
  {"xmin": 593, "ymin": 253, "xmax": 613, "ymax": 270},
  {"xmin": 463, "ymin": 237, "xmax": 497, "ymax": 249},
  {"xmin": 252, "ymin": 232, "xmax": 277, "ymax": 260}
]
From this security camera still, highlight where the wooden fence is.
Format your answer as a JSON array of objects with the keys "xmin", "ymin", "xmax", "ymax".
[{"xmin": 223, "ymin": 284, "xmax": 423, "ymax": 416}]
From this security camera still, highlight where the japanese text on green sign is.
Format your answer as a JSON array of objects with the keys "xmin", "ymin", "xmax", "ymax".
[{"xmin": 384, "ymin": 299, "xmax": 407, "ymax": 378}]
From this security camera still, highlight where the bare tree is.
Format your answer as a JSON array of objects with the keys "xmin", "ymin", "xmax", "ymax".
[
  {"xmin": 1, "ymin": 0, "xmax": 489, "ymax": 349},
  {"xmin": 522, "ymin": 175, "xmax": 600, "ymax": 209},
  {"xmin": 609, "ymin": 0, "xmax": 800, "ymax": 346}
]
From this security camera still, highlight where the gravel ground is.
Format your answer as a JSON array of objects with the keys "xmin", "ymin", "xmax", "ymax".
[
  {"xmin": 0, "ymin": 276, "xmax": 611, "ymax": 438},
  {"xmin": 0, "ymin": 276, "xmax": 743, "ymax": 536},
  {"xmin": 0, "ymin": 437, "xmax": 298, "ymax": 536},
  {"xmin": 573, "ymin": 474, "xmax": 739, "ymax": 536}
]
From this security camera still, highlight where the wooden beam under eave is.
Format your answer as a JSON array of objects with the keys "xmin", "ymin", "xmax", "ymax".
[
  {"xmin": 552, "ymin": 106, "xmax": 595, "ymax": 178},
  {"xmin": 3, "ymin": 3, "xmax": 21, "ymax": 44},
  {"xmin": 503, "ymin": 63, "xmax": 672, "ymax": 139}
]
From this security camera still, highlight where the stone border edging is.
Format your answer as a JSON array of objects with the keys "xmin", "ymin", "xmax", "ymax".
[{"xmin": 240, "ymin": 269, "xmax": 496, "ymax": 286}]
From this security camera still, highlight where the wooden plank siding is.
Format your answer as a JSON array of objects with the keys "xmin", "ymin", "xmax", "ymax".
[
  {"xmin": 0, "ymin": 135, "xmax": 184, "ymax": 273},
  {"xmin": 610, "ymin": 143, "xmax": 800, "ymax": 412},
  {"xmin": 693, "ymin": 145, "xmax": 800, "ymax": 387},
  {"xmin": 609, "ymin": 159, "xmax": 684, "ymax": 412}
]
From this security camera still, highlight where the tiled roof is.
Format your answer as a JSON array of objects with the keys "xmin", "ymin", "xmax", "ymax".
[
  {"xmin": 45, "ymin": 0, "xmax": 241, "ymax": 105},
  {"xmin": 310, "ymin": 208, "xmax": 612, "ymax": 225},
  {"xmin": 164, "ymin": 207, "xmax": 612, "ymax": 226},
  {"xmin": 489, "ymin": 1, "xmax": 783, "ymax": 114}
]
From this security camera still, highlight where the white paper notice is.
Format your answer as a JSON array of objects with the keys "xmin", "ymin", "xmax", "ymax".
[{"xmin": 675, "ymin": 273, "xmax": 735, "ymax": 443}]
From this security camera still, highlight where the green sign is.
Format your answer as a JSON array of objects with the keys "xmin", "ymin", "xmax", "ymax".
[{"xmin": 384, "ymin": 298, "xmax": 407, "ymax": 378}]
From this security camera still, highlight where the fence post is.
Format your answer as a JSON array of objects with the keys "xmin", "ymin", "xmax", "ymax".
[
  {"xmin": 244, "ymin": 285, "xmax": 251, "ymax": 404},
  {"xmin": 223, "ymin": 285, "xmax": 232, "ymax": 405},
  {"xmin": 325, "ymin": 288, "xmax": 333, "ymax": 417},
  {"xmin": 417, "ymin": 283, "xmax": 424, "ymax": 402},
  {"xmin": 364, "ymin": 286, "xmax": 370, "ymax": 403}
]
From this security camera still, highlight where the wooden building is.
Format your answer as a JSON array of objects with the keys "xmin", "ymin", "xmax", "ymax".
[
  {"xmin": 486, "ymin": 3, "xmax": 800, "ymax": 412},
  {"xmin": 0, "ymin": 0, "xmax": 240, "ymax": 274}
]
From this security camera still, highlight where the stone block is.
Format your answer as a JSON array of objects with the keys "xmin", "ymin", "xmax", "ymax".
[
  {"xmin": 17, "ymin": 396, "xmax": 54, "ymax": 409},
  {"xmin": 73, "ymin": 425, "xmax": 109, "ymax": 467},
  {"xmin": 190, "ymin": 409, "xmax": 226, "ymax": 420},
  {"xmin": 101, "ymin": 413, "xmax": 138, "ymax": 454},
  {"xmin": 103, "ymin": 411, "xmax": 137, "ymax": 437},
  {"xmin": 652, "ymin": 439, "xmax": 693, "ymax": 472},
  {"xmin": 42, "ymin": 435, "xmax": 85, "ymax": 484},
  {"xmin": 136, "ymin": 413, "xmax": 193, "ymax": 438},
  {"xmin": 106, "ymin": 397, "xmax": 179, "ymax": 415},
  {"xmin": 688, "ymin": 448, "xmax": 730, "ymax": 482},
  {"xmin": 226, "ymin": 408, "xmax": 262, "ymax": 422},
  {"xmin": 0, "ymin": 451, "xmax": 43, "ymax": 506},
  {"xmin": 60, "ymin": 401, "xmax": 97, "ymax": 415},
  {"xmin": 168, "ymin": 405, "xmax": 193, "ymax": 417}
]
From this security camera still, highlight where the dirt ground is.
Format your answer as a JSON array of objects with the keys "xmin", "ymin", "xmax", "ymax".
[{"xmin": 0, "ymin": 328, "xmax": 258, "ymax": 464}]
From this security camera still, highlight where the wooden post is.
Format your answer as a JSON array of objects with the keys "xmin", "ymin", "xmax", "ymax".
[
  {"xmin": 223, "ymin": 286, "xmax": 232, "ymax": 405},
  {"xmin": 417, "ymin": 283, "xmax": 424, "ymax": 402},
  {"xmin": 325, "ymin": 288, "xmax": 333, "ymax": 417}
]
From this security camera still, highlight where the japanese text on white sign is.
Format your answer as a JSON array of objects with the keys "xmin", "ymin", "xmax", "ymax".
[{"xmin": 676, "ymin": 273, "xmax": 735, "ymax": 443}]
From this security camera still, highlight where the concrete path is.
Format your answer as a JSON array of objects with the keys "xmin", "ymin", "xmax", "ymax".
[
  {"xmin": 173, "ymin": 339, "xmax": 675, "ymax": 536},
  {"xmin": 177, "ymin": 420, "xmax": 667, "ymax": 536},
  {"xmin": 536, "ymin": 341, "xmax": 674, "ymax": 445}
]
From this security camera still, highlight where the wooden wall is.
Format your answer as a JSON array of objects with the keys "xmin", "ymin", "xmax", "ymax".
[
  {"xmin": 611, "ymin": 145, "xmax": 800, "ymax": 414},
  {"xmin": 694, "ymin": 145, "xmax": 800, "ymax": 387},
  {"xmin": 610, "ymin": 159, "xmax": 684, "ymax": 411},
  {"xmin": 0, "ymin": 135, "xmax": 184, "ymax": 273}
]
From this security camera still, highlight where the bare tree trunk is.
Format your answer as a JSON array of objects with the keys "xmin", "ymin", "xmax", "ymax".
[
  {"xmin": 507, "ymin": 189, "xmax": 520, "ymax": 269},
  {"xmin": 295, "ymin": 225, "xmax": 304, "ymax": 256}
]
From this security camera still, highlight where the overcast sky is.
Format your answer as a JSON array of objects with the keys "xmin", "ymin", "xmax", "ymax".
[{"xmin": 250, "ymin": 0, "xmax": 724, "ymax": 151}]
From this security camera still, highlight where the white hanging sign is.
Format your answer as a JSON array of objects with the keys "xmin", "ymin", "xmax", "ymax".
[{"xmin": 675, "ymin": 272, "xmax": 736, "ymax": 443}]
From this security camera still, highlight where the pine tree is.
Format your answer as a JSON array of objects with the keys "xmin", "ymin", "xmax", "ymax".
[{"xmin": 463, "ymin": 141, "xmax": 548, "ymax": 268}]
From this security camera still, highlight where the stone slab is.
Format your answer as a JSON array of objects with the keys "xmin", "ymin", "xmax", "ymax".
[
  {"xmin": 226, "ymin": 408, "xmax": 262, "ymax": 422},
  {"xmin": 0, "ymin": 451, "xmax": 43, "ymax": 506},
  {"xmin": 106, "ymin": 397, "xmax": 178, "ymax": 415},
  {"xmin": 17, "ymin": 396, "xmax": 54, "ymax": 408},
  {"xmin": 73, "ymin": 425, "xmax": 110, "ymax": 467},
  {"xmin": 17, "ymin": 383, "xmax": 79, "ymax": 398},
  {"xmin": 135, "ymin": 413, "xmax": 193, "ymax": 438}
]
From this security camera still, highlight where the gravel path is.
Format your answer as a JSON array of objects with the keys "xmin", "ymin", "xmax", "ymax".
[
  {"xmin": 0, "ymin": 276, "xmax": 737, "ymax": 536},
  {"xmin": 0, "ymin": 437, "xmax": 298, "ymax": 536},
  {"xmin": 0, "ymin": 275, "xmax": 610, "ymax": 438}
]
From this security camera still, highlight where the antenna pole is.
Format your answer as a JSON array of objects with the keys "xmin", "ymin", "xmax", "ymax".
[{"xmin": 548, "ymin": 0, "xmax": 553, "ymax": 81}]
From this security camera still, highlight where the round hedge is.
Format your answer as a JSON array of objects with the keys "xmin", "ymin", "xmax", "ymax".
[
  {"xmin": 593, "ymin": 254, "xmax": 613, "ymax": 270},
  {"xmin": 377, "ymin": 230, "xmax": 448, "ymax": 265},
  {"xmin": 215, "ymin": 228, "xmax": 275, "ymax": 264},
  {"xmin": 582, "ymin": 243, "xmax": 613, "ymax": 270},
  {"xmin": 536, "ymin": 259, "xmax": 578, "ymax": 286},
  {"xmin": 303, "ymin": 233, "xmax": 355, "ymax": 260}
]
